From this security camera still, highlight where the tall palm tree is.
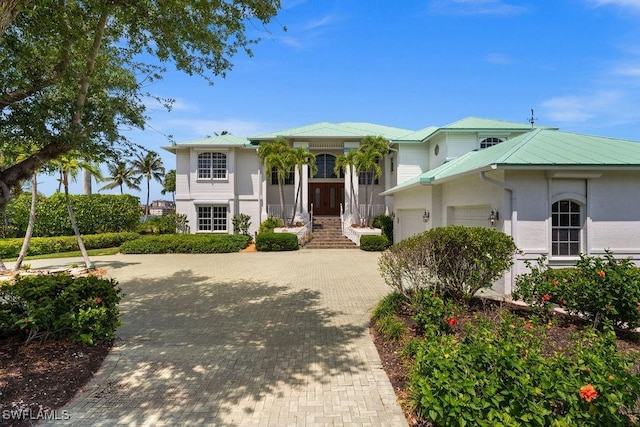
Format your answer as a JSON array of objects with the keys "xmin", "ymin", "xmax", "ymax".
[
  {"xmin": 52, "ymin": 153, "xmax": 103, "ymax": 269},
  {"xmin": 99, "ymin": 160, "xmax": 141, "ymax": 195},
  {"xmin": 161, "ymin": 169, "xmax": 176, "ymax": 203},
  {"xmin": 133, "ymin": 151, "xmax": 165, "ymax": 221},
  {"xmin": 357, "ymin": 136, "xmax": 389, "ymax": 227},
  {"xmin": 288, "ymin": 147, "xmax": 317, "ymax": 226},
  {"xmin": 258, "ymin": 138, "xmax": 292, "ymax": 224},
  {"xmin": 334, "ymin": 149, "xmax": 362, "ymax": 224}
]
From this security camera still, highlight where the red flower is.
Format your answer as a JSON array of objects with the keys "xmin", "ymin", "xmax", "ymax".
[
  {"xmin": 580, "ymin": 384, "xmax": 598, "ymax": 402},
  {"xmin": 95, "ymin": 297, "xmax": 103, "ymax": 304},
  {"xmin": 542, "ymin": 294, "xmax": 551, "ymax": 302},
  {"xmin": 446, "ymin": 317, "xmax": 457, "ymax": 326},
  {"xmin": 598, "ymin": 270, "xmax": 606, "ymax": 278},
  {"xmin": 552, "ymin": 280, "xmax": 559, "ymax": 287}
]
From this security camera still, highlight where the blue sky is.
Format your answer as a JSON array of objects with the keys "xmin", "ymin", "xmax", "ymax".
[{"xmin": 50, "ymin": 0, "xmax": 640, "ymax": 202}]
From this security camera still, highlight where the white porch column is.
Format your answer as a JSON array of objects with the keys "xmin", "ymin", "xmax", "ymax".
[
  {"xmin": 343, "ymin": 142, "xmax": 360, "ymax": 224},
  {"xmin": 259, "ymin": 160, "xmax": 268, "ymax": 219}
]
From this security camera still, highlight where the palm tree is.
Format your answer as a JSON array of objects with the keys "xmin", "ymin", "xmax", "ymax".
[
  {"xmin": 161, "ymin": 169, "xmax": 176, "ymax": 204},
  {"xmin": 334, "ymin": 149, "xmax": 362, "ymax": 225},
  {"xmin": 99, "ymin": 160, "xmax": 141, "ymax": 195},
  {"xmin": 357, "ymin": 136, "xmax": 389, "ymax": 227},
  {"xmin": 133, "ymin": 151, "xmax": 165, "ymax": 221},
  {"xmin": 288, "ymin": 147, "xmax": 317, "ymax": 226},
  {"xmin": 52, "ymin": 153, "xmax": 103, "ymax": 269},
  {"xmin": 258, "ymin": 138, "xmax": 292, "ymax": 224}
]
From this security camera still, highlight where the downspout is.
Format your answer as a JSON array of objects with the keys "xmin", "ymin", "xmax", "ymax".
[{"xmin": 480, "ymin": 170, "xmax": 518, "ymax": 295}]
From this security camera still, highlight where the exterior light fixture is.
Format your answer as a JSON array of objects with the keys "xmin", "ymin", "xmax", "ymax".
[
  {"xmin": 422, "ymin": 211, "xmax": 430, "ymax": 222},
  {"xmin": 489, "ymin": 209, "xmax": 499, "ymax": 226},
  {"xmin": 390, "ymin": 211, "xmax": 395, "ymax": 220}
]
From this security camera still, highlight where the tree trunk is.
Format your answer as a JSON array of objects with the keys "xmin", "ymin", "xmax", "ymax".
[
  {"xmin": 278, "ymin": 178, "xmax": 286, "ymax": 224},
  {"xmin": 83, "ymin": 168, "xmax": 92, "ymax": 194},
  {"xmin": 144, "ymin": 176, "xmax": 150, "ymax": 221},
  {"xmin": 290, "ymin": 166, "xmax": 301, "ymax": 227},
  {"xmin": 350, "ymin": 165, "xmax": 360, "ymax": 224},
  {"xmin": 63, "ymin": 173, "xmax": 91, "ymax": 269},
  {"xmin": 14, "ymin": 174, "xmax": 37, "ymax": 271}
]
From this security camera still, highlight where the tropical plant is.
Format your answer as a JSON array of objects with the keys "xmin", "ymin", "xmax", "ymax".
[
  {"xmin": 132, "ymin": 151, "xmax": 165, "ymax": 221},
  {"xmin": 99, "ymin": 160, "xmax": 141, "ymax": 195},
  {"xmin": 358, "ymin": 136, "xmax": 389, "ymax": 227},
  {"xmin": 51, "ymin": 153, "xmax": 104, "ymax": 269},
  {"xmin": 288, "ymin": 147, "xmax": 316, "ymax": 226},
  {"xmin": 258, "ymin": 139, "xmax": 292, "ymax": 223},
  {"xmin": 161, "ymin": 169, "xmax": 176, "ymax": 203}
]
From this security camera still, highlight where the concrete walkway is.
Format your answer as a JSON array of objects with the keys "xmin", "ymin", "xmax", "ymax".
[{"xmin": 25, "ymin": 250, "xmax": 407, "ymax": 426}]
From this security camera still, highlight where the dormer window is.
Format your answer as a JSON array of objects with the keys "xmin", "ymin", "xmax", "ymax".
[{"xmin": 480, "ymin": 137, "xmax": 504, "ymax": 149}]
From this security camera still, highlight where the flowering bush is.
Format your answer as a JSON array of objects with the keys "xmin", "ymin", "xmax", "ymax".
[
  {"xmin": 410, "ymin": 289, "xmax": 458, "ymax": 335},
  {"xmin": 0, "ymin": 273, "xmax": 123, "ymax": 345},
  {"xmin": 409, "ymin": 311, "xmax": 640, "ymax": 426},
  {"xmin": 514, "ymin": 250, "xmax": 640, "ymax": 329}
]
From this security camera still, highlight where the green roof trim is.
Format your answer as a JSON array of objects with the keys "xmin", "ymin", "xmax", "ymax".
[
  {"xmin": 162, "ymin": 134, "xmax": 250, "ymax": 153},
  {"xmin": 250, "ymin": 122, "xmax": 412, "ymax": 141},
  {"xmin": 381, "ymin": 128, "xmax": 640, "ymax": 195}
]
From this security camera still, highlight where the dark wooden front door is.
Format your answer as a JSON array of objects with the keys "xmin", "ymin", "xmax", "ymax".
[{"xmin": 309, "ymin": 183, "xmax": 344, "ymax": 216}]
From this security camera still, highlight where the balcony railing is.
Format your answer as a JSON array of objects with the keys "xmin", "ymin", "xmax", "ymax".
[{"xmin": 267, "ymin": 204, "xmax": 295, "ymax": 220}]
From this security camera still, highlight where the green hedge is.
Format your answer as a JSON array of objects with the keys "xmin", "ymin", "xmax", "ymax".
[
  {"xmin": 360, "ymin": 234, "xmax": 389, "ymax": 251},
  {"xmin": 255, "ymin": 232, "xmax": 299, "ymax": 251},
  {"xmin": 119, "ymin": 234, "xmax": 251, "ymax": 254},
  {"xmin": 5, "ymin": 193, "xmax": 141, "ymax": 237},
  {"xmin": 0, "ymin": 232, "xmax": 140, "ymax": 258},
  {"xmin": 0, "ymin": 273, "xmax": 123, "ymax": 345}
]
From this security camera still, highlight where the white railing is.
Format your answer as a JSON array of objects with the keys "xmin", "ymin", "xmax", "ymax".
[{"xmin": 267, "ymin": 204, "xmax": 294, "ymax": 221}]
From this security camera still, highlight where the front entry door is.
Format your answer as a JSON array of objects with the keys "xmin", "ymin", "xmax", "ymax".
[{"xmin": 309, "ymin": 183, "xmax": 343, "ymax": 216}]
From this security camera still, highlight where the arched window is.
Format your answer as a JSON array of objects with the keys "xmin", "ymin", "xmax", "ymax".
[
  {"xmin": 314, "ymin": 154, "xmax": 343, "ymax": 178},
  {"xmin": 551, "ymin": 200, "xmax": 581, "ymax": 256},
  {"xmin": 480, "ymin": 137, "xmax": 504, "ymax": 149}
]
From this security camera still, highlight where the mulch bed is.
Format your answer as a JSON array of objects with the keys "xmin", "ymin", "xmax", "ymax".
[{"xmin": 0, "ymin": 337, "xmax": 111, "ymax": 427}]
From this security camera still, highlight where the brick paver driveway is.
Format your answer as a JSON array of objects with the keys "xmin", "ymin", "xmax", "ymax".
[{"xmin": 33, "ymin": 249, "xmax": 407, "ymax": 426}]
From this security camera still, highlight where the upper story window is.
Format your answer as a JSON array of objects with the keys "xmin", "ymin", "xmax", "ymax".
[
  {"xmin": 551, "ymin": 200, "xmax": 582, "ymax": 256},
  {"xmin": 314, "ymin": 154, "xmax": 343, "ymax": 179},
  {"xmin": 197, "ymin": 152, "xmax": 227, "ymax": 179},
  {"xmin": 271, "ymin": 167, "xmax": 294, "ymax": 185},
  {"xmin": 359, "ymin": 171, "xmax": 379, "ymax": 185},
  {"xmin": 480, "ymin": 137, "xmax": 504, "ymax": 149}
]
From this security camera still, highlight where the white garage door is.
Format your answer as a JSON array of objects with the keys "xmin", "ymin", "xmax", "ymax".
[
  {"xmin": 398, "ymin": 209, "xmax": 427, "ymax": 241},
  {"xmin": 451, "ymin": 205, "xmax": 491, "ymax": 228}
]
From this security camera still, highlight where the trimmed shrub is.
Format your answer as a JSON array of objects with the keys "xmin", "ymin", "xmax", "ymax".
[
  {"xmin": 360, "ymin": 234, "xmax": 389, "ymax": 251},
  {"xmin": 5, "ymin": 193, "xmax": 141, "ymax": 237},
  {"xmin": 372, "ymin": 214, "xmax": 393, "ymax": 244},
  {"xmin": 255, "ymin": 232, "xmax": 298, "ymax": 251},
  {"xmin": 379, "ymin": 226, "xmax": 517, "ymax": 302},
  {"xmin": 0, "ymin": 232, "xmax": 140, "ymax": 258},
  {"xmin": 514, "ymin": 250, "xmax": 640, "ymax": 329},
  {"xmin": 0, "ymin": 273, "xmax": 123, "ymax": 345},
  {"xmin": 258, "ymin": 216, "xmax": 283, "ymax": 234},
  {"xmin": 119, "ymin": 234, "xmax": 250, "ymax": 254}
]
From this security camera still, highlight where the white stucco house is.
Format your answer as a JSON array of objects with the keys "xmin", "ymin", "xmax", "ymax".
[{"xmin": 163, "ymin": 116, "xmax": 640, "ymax": 294}]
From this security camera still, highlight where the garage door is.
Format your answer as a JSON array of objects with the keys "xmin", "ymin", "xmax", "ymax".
[
  {"xmin": 451, "ymin": 205, "xmax": 491, "ymax": 228},
  {"xmin": 398, "ymin": 209, "xmax": 427, "ymax": 241}
]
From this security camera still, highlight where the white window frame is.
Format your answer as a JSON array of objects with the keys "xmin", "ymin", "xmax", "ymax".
[
  {"xmin": 197, "ymin": 152, "xmax": 227, "ymax": 180},
  {"xmin": 196, "ymin": 205, "xmax": 228, "ymax": 233},
  {"xmin": 551, "ymin": 199, "xmax": 583, "ymax": 257},
  {"xmin": 480, "ymin": 137, "xmax": 504, "ymax": 149}
]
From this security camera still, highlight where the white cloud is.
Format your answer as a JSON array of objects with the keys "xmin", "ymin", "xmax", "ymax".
[
  {"xmin": 303, "ymin": 14, "xmax": 338, "ymax": 31},
  {"xmin": 485, "ymin": 53, "xmax": 511, "ymax": 64},
  {"xmin": 589, "ymin": 0, "xmax": 640, "ymax": 10},
  {"xmin": 428, "ymin": 0, "xmax": 529, "ymax": 15},
  {"xmin": 613, "ymin": 65, "xmax": 640, "ymax": 77},
  {"xmin": 541, "ymin": 91, "xmax": 623, "ymax": 123}
]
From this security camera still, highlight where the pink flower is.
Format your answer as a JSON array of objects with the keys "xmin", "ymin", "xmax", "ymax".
[{"xmin": 542, "ymin": 294, "xmax": 551, "ymax": 302}]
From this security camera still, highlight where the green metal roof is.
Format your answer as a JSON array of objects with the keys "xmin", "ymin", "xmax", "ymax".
[
  {"xmin": 442, "ymin": 116, "xmax": 553, "ymax": 131},
  {"xmin": 162, "ymin": 134, "xmax": 250, "ymax": 153},
  {"xmin": 393, "ymin": 126, "xmax": 439, "ymax": 142},
  {"xmin": 250, "ymin": 122, "xmax": 412, "ymax": 141},
  {"xmin": 381, "ymin": 128, "xmax": 640, "ymax": 195}
]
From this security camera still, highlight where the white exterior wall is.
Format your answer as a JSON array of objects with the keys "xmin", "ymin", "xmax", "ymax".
[
  {"xmin": 397, "ymin": 144, "xmax": 429, "ymax": 185},
  {"xmin": 428, "ymin": 134, "xmax": 447, "ymax": 169},
  {"xmin": 443, "ymin": 132, "xmax": 479, "ymax": 160},
  {"xmin": 392, "ymin": 186, "xmax": 432, "ymax": 241}
]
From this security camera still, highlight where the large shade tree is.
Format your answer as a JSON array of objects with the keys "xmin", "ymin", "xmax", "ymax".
[{"xmin": 0, "ymin": 0, "xmax": 283, "ymax": 207}]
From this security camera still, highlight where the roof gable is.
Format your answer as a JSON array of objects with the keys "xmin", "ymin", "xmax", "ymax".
[
  {"xmin": 162, "ymin": 134, "xmax": 250, "ymax": 153},
  {"xmin": 250, "ymin": 122, "xmax": 412, "ymax": 140}
]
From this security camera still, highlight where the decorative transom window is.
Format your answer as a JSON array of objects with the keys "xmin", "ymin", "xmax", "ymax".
[
  {"xmin": 197, "ymin": 152, "xmax": 227, "ymax": 179},
  {"xmin": 197, "ymin": 205, "xmax": 227, "ymax": 232},
  {"xmin": 551, "ymin": 200, "xmax": 581, "ymax": 256},
  {"xmin": 271, "ymin": 167, "xmax": 294, "ymax": 185},
  {"xmin": 314, "ymin": 154, "xmax": 343, "ymax": 179},
  {"xmin": 480, "ymin": 137, "xmax": 504, "ymax": 149}
]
